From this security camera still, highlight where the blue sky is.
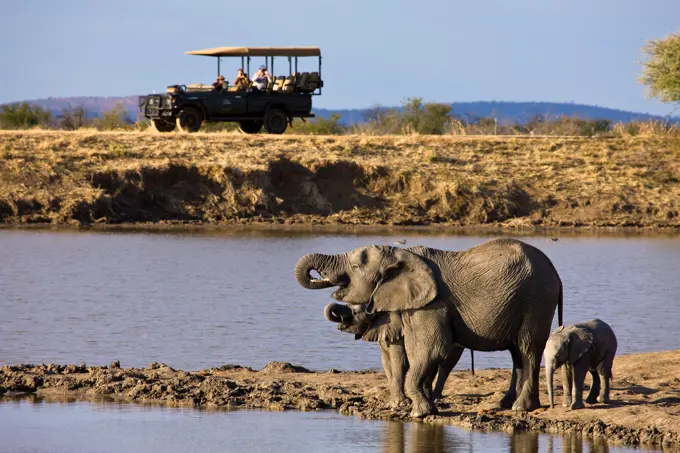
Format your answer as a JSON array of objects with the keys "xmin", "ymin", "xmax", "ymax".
[{"xmin": 1, "ymin": 0, "xmax": 679, "ymax": 115}]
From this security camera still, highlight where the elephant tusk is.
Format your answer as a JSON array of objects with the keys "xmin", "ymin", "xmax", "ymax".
[{"xmin": 310, "ymin": 277, "xmax": 332, "ymax": 285}]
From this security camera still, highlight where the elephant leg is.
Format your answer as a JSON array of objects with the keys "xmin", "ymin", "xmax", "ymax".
[
  {"xmin": 597, "ymin": 354, "xmax": 614, "ymax": 404},
  {"xmin": 384, "ymin": 341, "xmax": 409, "ymax": 408},
  {"xmin": 403, "ymin": 333, "xmax": 439, "ymax": 418},
  {"xmin": 432, "ymin": 345, "xmax": 464, "ymax": 400},
  {"xmin": 422, "ymin": 365, "xmax": 437, "ymax": 400},
  {"xmin": 563, "ymin": 364, "xmax": 573, "ymax": 408},
  {"xmin": 586, "ymin": 369, "xmax": 600, "ymax": 404},
  {"xmin": 380, "ymin": 342, "xmax": 393, "ymax": 383},
  {"xmin": 511, "ymin": 349, "xmax": 542, "ymax": 412},
  {"xmin": 570, "ymin": 360, "xmax": 588, "ymax": 410},
  {"xmin": 500, "ymin": 345, "xmax": 523, "ymax": 409}
]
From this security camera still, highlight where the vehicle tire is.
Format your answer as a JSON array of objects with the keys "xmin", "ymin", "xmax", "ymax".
[
  {"xmin": 238, "ymin": 120, "xmax": 263, "ymax": 134},
  {"xmin": 151, "ymin": 118, "xmax": 176, "ymax": 133},
  {"xmin": 263, "ymin": 108, "xmax": 288, "ymax": 134},
  {"xmin": 176, "ymin": 107, "xmax": 203, "ymax": 133}
]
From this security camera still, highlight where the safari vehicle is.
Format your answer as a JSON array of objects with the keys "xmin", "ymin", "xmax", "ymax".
[{"xmin": 138, "ymin": 46, "xmax": 323, "ymax": 134}]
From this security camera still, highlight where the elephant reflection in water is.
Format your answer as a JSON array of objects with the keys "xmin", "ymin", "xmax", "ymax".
[
  {"xmin": 511, "ymin": 431, "xmax": 610, "ymax": 453},
  {"xmin": 381, "ymin": 422, "xmax": 446, "ymax": 453},
  {"xmin": 541, "ymin": 432, "xmax": 610, "ymax": 453},
  {"xmin": 380, "ymin": 424, "xmax": 612, "ymax": 453},
  {"xmin": 559, "ymin": 433, "xmax": 610, "ymax": 453}
]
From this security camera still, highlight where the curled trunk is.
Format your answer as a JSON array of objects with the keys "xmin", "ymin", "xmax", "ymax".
[
  {"xmin": 324, "ymin": 303, "xmax": 354, "ymax": 323},
  {"xmin": 294, "ymin": 253, "xmax": 342, "ymax": 290}
]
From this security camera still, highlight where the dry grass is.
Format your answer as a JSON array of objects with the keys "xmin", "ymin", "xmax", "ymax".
[{"xmin": 1, "ymin": 130, "xmax": 680, "ymax": 228}]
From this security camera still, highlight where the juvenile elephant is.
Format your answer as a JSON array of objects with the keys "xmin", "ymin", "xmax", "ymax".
[
  {"xmin": 295, "ymin": 238, "xmax": 563, "ymax": 416},
  {"xmin": 324, "ymin": 302, "xmax": 474, "ymax": 408},
  {"xmin": 544, "ymin": 318, "xmax": 618, "ymax": 409}
]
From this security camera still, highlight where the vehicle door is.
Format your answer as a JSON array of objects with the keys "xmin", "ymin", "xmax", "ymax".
[{"xmin": 202, "ymin": 90, "xmax": 247, "ymax": 117}]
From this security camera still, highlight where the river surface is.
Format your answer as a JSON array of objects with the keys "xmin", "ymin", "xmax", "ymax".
[
  {"xmin": 1, "ymin": 229, "xmax": 679, "ymax": 372},
  {"xmin": 0, "ymin": 397, "xmax": 662, "ymax": 453}
]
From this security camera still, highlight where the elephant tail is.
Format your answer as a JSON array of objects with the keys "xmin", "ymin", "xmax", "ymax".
[
  {"xmin": 558, "ymin": 281, "xmax": 563, "ymax": 327},
  {"xmin": 470, "ymin": 350, "xmax": 475, "ymax": 376}
]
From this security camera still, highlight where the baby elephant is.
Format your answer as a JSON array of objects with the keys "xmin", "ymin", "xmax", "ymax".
[
  {"xmin": 324, "ymin": 302, "xmax": 473, "ymax": 408},
  {"xmin": 544, "ymin": 318, "xmax": 618, "ymax": 409}
]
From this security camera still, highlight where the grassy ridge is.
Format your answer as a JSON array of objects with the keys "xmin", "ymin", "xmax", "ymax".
[{"xmin": 1, "ymin": 130, "xmax": 679, "ymax": 228}]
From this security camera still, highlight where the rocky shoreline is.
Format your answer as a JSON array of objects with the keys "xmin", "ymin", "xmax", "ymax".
[{"xmin": 2, "ymin": 350, "xmax": 678, "ymax": 448}]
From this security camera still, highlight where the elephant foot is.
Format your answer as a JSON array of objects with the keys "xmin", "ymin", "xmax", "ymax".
[
  {"xmin": 410, "ymin": 399, "xmax": 437, "ymax": 418},
  {"xmin": 498, "ymin": 392, "xmax": 517, "ymax": 409},
  {"xmin": 585, "ymin": 395, "xmax": 598, "ymax": 404},
  {"xmin": 597, "ymin": 395, "xmax": 610, "ymax": 404},
  {"xmin": 562, "ymin": 396, "xmax": 572, "ymax": 408},
  {"xmin": 570, "ymin": 401, "xmax": 585, "ymax": 410},
  {"xmin": 389, "ymin": 396, "xmax": 410, "ymax": 409},
  {"xmin": 511, "ymin": 394, "xmax": 541, "ymax": 412}
]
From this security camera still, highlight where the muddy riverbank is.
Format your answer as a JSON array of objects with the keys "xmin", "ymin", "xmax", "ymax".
[
  {"xmin": 1, "ymin": 131, "xmax": 680, "ymax": 229},
  {"xmin": 2, "ymin": 350, "xmax": 678, "ymax": 448}
]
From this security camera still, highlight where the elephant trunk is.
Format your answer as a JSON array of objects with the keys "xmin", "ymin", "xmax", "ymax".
[
  {"xmin": 324, "ymin": 303, "xmax": 354, "ymax": 323},
  {"xmin": 546, "ymin": 361, "xmax": 555, "ymax": 409},
  {"xmin": 294, "ymin": 253, "xmax": 342, "ymax": 290}
]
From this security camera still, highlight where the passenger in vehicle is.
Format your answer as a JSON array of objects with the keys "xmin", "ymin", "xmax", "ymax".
[
  {"xmin": 212, "ymin": 75, "xmax": 226, "ymax": 91},
  {"xmin": 233, "ymin": 69, "xmax": 249, "ymax": 89},
  {"xmin": 251, "ymin": 65, "xmax": 271, "ymax": 91}
]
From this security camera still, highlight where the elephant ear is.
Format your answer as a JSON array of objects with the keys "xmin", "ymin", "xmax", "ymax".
[
  {"xmin": 361, "ymin": 312, "xmax": 403, "ymax": 343},
  {"xmin": 567, "ymin": 329, "xmax": 593, "ymax": 364},
  {"xmin": 369, "ymin": 248, "xmax": 437, "ymax": 312}
]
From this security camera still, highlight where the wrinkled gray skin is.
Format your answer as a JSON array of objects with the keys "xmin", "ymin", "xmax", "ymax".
[
  {"xmin": 324, "ymin": 302, "xmax": 473, "ymax": 408},
  {"xmin": 544, "ymin": 318, "xmax": 617, "ymax": 409},
  {"xmin": 295, "ymin": 238, "xmax": 563, "ymax": 417}
]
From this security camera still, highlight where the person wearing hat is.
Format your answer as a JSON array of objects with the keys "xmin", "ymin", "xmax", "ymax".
[
  {"xmin": 212, "ymin": 75, "xmax": 226, "ymax": 91},
  {"xmin": 251, "ymin": 65, "xmax": 271, "ymax": 91}
]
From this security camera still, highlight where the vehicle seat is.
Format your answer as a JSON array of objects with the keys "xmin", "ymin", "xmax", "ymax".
[
  {"xmin": 304, "ymin": 72, "xmax": 321, "ymax": 92},
  {"xmin": 272, "ymin": 76, "xmax": 285, "ymax": 92},
  {"xmin": 296, "ymin": 72, "xmax": 309, "ymax": 90},
  {"xmin": 281, "ymin": 77, "xmax": 295, "ymax": 93}
]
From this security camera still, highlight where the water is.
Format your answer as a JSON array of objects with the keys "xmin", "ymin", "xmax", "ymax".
[
  {"xmin": 0, "ymin": 397, "xmax": 660, "ymax": 453},
  {"xmin": 1, "ymin": 229, "xmax": 679, "ymax": 372}
]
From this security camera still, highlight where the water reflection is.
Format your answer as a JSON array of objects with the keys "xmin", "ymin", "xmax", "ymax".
[
  {"xmin": 381, "ymin": 424, "xmax": 629, "ymax": 453},
  {"xmin": 0, "ymin": 397, "xmax": 658, "ymax": 453}
]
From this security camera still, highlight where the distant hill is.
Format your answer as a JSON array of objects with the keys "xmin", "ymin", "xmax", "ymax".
[{"xmin": 13, "ymin": 96, "xmax": 679, "ymax": 125}]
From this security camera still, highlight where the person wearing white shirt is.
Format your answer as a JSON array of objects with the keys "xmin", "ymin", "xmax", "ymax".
[{"xmin": 251, "ymin": 65, "xmax": 272, "ymax": 91}]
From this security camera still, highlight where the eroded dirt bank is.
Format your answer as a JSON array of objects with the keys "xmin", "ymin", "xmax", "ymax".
[
  {"xmin": 1, "ymin": 131, "xmax": 680, "ymax": 229},
  {"xmin": 2, "ymin": 350, "xmax": 678, "ymax": 448}
]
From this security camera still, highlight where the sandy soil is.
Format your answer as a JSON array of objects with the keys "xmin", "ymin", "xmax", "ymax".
[{"xmin": 2, "ymin": 350, "xmax": 678, "ymax": 448}]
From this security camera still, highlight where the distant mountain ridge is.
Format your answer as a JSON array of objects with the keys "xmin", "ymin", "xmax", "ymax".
[{"xmin": 13, "ymin": 96, "xmax": 679, "ymax": 125}]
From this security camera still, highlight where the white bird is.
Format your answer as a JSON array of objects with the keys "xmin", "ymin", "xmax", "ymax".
[{"xmin": 393, "ymin": 239, "xmax": 407, "ymax": 245}]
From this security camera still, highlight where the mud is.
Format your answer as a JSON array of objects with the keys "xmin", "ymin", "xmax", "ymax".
[{"xmin": 2, "ymin": 351, "xmax": 678, "ymax": 448}]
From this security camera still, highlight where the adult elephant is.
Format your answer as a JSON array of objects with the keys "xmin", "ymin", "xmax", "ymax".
[{"xmin": 294, "ymin": 238, "xmax": 563, "ymax": 416}]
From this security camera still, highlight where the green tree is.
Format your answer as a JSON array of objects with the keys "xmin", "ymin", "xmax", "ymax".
[
  {"xmin": 401, "ymin": 97, "xmax": 452, "ymax": 134},
  {"xmin": 59, "ymin": 106, "xmax": 89, "ymax": 130},
  {"xmin": 0, "ymin": 102, "xmax": 52, "ymax": 129},
  {"xmin": 95, "ymin": 102, "xmax": 132, "ymax": 130},
  {"xmin": 640, "ymin": 31, "xmax": 680, "ymax": 104}
]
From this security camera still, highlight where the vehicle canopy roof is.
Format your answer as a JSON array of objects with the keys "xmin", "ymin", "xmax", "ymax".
[{"xmin": 185, "ymin": 46, "xmax": 321, "ymax": 57}]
